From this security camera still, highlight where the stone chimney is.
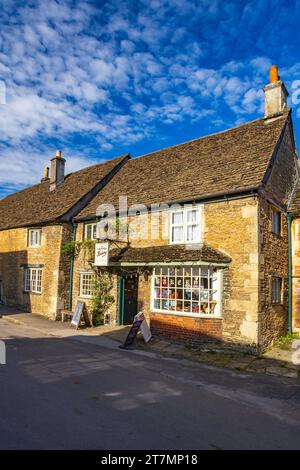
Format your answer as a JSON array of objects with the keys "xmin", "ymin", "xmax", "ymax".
[
  {"xmin": 41, "ymin": 167, "xmax": 50, "ymax": 183},
  {"xmin": 264, "ymin": 66, "xmax": 289, "ymax": 118},
  {"xmin": 50, "ymin": 150, "xmax": 65, "ymax": 191}
]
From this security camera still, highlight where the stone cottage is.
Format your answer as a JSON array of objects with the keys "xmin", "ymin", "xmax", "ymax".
[
  {"xmin": 0, "ymin": 66, "xmax": 298, "ymax": 353},
  {"xmin": 71, "ymin": 68, "xmax": 298, "ymax": 353},
  {"xmin": 0, "ymin": 153, "xmax": 129, "ymax": 317}
]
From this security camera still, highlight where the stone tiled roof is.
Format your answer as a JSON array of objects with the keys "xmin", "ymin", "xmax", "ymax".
[
  {"xmin": 77, "ymin": 112, "xmax": 290, "ymax": 220},
  {"xmin": 0, "ymin": 154, "xmax": 129, "ymax": 231},
  {"xmin": 109, "ymin": 243, "xmax": 231, "ymax": 265}
]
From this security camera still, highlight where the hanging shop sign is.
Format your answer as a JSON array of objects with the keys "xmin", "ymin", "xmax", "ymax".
[{"xmin": 94, "ymin": 241, "xmax": 109, "ymax": 267}]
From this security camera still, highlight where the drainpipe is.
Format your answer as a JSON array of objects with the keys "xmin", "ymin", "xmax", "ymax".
[
  {"xmin": 68, "ymin": 222, "xmax": 77, "ymax": 312},
  {"xmin": 287, "ymin": 213, "xmax": 293, "ymax": 334}
]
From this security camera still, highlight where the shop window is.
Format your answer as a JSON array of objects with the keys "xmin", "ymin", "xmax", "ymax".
[
  {"xmin": 79, "ymin": 272, "xmax": 97, "ymax": 298},
  {"xmin": 170, "ymin": 206, "xmax": 202, "ymax": 244},
  {"xmin": 28, "ymin": 228, "xmax": 42, "ymax": 247},
  {"xmin": 271, "ymin": 208, "xmax": 281, "ymax": 236},
  {"xmin": 152, "ymin": 266, "xmax": 221, "ymax": 316},
  {"xmin": 271, "ymin": 277, "xmax": 282, "ymax": 304},
  {"xmin": 24, "ymin": 268, "xmax": 42, "ymax": 294}
]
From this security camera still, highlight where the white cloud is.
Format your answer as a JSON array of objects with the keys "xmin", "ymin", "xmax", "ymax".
[{"xmin": 0, "ymin": 0, "xmax": 289, "ymax": 195}]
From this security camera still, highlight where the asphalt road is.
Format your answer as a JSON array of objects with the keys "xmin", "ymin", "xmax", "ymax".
[{"xmin": 1, "ymin": 318, "xmax": 300, "ymax": 450}]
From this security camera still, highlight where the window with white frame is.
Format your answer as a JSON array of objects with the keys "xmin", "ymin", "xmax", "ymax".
[
  {"xmin": 152, "ymin": 266, "xmax": 221, "ymax": 316},
  {"xmin": 24, "ymin": 268, "xmax": 42, "ymax": 294},
  {"xmin": 271, "ymin": 277, "xmax": 282, "ymax": 304},
  {"xmin": 170, "ymin": 206, "xmax": 201, "ymax": 244},
  {"xmin": 271, "ymin": 208, "xmax": 281, "ymax": 236},
  {"xmin": 28, "ymin": 229, "xmax": 42, "ymax": 247},
  {"xmin": 84, "ymin": 223, "xmax": 98, "ymax": 240},
  {"xmin": 79, "ymin": 272, "xmax": 97, "ymax": 297}
]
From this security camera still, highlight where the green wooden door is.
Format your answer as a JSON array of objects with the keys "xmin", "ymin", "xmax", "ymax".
[{"xmin": 122, "ymin": 275, "xmax": 139, "ymax": 325}]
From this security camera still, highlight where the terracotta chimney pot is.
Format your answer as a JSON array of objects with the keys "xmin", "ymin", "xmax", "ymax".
[{"xmin": 270, "ymin": 65, "xmax": 279, "ymax": 83}]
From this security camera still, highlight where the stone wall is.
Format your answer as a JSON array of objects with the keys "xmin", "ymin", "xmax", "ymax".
[
  {"xmin": 257, "ymin": 123, "xmax": 298, "ymax": 350},
  {"xmin": 204, "ymin": 197, "xmax": 259, "ymax": 350},
  {"xmin": 258, "ymin": 198, "xmax": 288, "ymax": 350},
  {"xmin": 0, "ymin": 224, "xmax": 65, "ymax": 318},
  {"xmin": 292, "ymin": 219, "xmax": 300, "ymax": 330}
]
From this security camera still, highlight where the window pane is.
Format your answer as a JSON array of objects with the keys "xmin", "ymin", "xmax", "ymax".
[
  {"xmin": 172, "ymin": 226, "xmax": 183, "ymax": 242},
  {"xmin": 172, "ymin": 211, "xmax": 183, "ymax": 224},
  {"xmin": 271, "ymin": 210, "xmax": 281, "ymax": 235},
  {"xmin": 187, "ymin": 224, "xmax": 199, "ymax": 242},
  {"xmin": 271, "ymin": 277, "xmax": 282, "ymax": 303},
  {"xmin": 37, "ymin": 270, "xmax": 42, "ymax": 293},
  {"xmin": 187, "ymin": 209, "xmax": 199, "ymax": 223},
  {"xmin": 24, "ymin": 269, "xmax": 30, "ymax": 291},
  {"xmin": 86, "ymin": 225, "xmax": 92, "ymax": 240},
  {"xmin": 92, "ymin": 224, "xmax": 97, "ymax": 240}
]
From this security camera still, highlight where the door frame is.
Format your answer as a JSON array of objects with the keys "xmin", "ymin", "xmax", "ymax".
[{"xmin": 118, "ymin": 275, "xmax": 125, "ymax": 325}]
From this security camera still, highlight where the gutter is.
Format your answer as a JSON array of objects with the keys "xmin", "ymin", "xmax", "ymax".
[
  {"xmin": 75, "ymin": 186, "xmax": 259, "ymax": 223},
  {"xmin": 68, "ymin": 222, "xmax": 77, "ymax": 312},
  {"xmin": 287, "ymin": 213, "xmax": 293, "ymax": 334}
]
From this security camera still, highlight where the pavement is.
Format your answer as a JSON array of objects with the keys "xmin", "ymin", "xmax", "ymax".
[
  {"xmin": 1, "ymin": 314, "xmax": 300, "ymax": 449},
  {"xmin": 1, "ymin": 305, "xmax": 300, "ymax": 379}
]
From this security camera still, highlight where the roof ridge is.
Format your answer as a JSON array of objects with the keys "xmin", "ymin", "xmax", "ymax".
[
  {"xmin": 133, "ymin": 111, "xmax": 290, "ymax": 162},
  {"xmin": 0, "ymin": 153, "xmax": 130, "ymax": 203},
  {"xmin": 65, "ymin": 153, "xmax": 130, "ymax": 178}
]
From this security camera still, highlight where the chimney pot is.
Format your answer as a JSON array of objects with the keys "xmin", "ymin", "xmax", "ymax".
[
  {"xmin": 270, "ymin": 65, "xmax": 279, "ymax": 83},
  {"xmin": 55, "ymin": 150, "xmax": 62, "ymax": 158},
  {"xmin": 41, "ymin": 166, "xmax": 50, "ymax": 183}
]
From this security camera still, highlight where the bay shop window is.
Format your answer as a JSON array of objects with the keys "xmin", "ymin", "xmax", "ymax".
[{"xmin": 152, "ymin": 266, "xmax": 222, "ymax": 316}]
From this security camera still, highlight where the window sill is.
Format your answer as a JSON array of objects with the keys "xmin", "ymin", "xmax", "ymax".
[
  {"xmin": 271, "ymin": 232, "xmax": 282, "ymax": 239},
  {"xmin": 151, "ymin": 310, "xmax": 222, "ymax": 319},
  {"xmin": 23, "ymin": 291, "xmax": 42, "ymax": 295}
]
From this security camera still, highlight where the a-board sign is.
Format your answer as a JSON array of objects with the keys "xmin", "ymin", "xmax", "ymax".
[
  {"xmin": 140, "ymin": 317, "xmax": 152, "ymax": 343},
  {"xmin": 71, "ymin": 301, "xmax": 92, "ymax": 329},
  {"xmin": 120, "ymin": 312, "xmax": 152, "ymax": 349}
]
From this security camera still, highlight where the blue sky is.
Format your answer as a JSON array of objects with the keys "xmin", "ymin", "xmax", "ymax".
[{"xmin": 1, "ymin": 0, "xmax": 300, "ymax": 198}]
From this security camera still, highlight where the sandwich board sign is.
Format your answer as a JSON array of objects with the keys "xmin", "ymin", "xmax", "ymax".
[
  {"xmin": 71, "ymin": 301, "xmax": 92, "ymax": 329},
  {"xmin": 94, "ymin": 242, "xmax": 109, "ymax": 267},
  {"xmin": 119, "ymin": 312, "xmax": 152, "ymax": 349}
]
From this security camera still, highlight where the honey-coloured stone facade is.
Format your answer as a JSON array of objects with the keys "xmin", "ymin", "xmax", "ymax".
[
  {"xmin": 73, "ymin": 195, "xmax": 277, "ymax": 352},
  {"xmin": 0, "ymin": 224, "xmax": 71, "ymax": 319}
]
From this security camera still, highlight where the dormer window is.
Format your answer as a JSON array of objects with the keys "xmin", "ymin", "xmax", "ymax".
[
  {"xmin": 170, "ymin": 206, "xmax": 202, "ymax": 244},
  {"xmin": 28, "ymin": 229, "xmax": 42, "ymax": 247}
]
